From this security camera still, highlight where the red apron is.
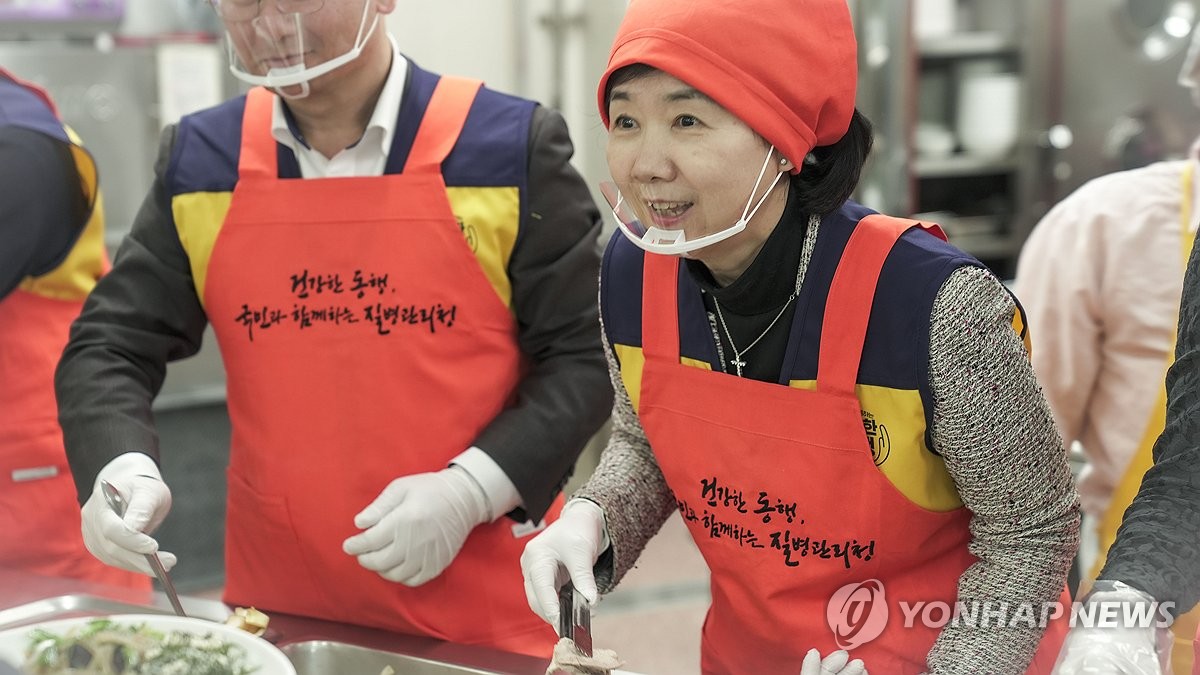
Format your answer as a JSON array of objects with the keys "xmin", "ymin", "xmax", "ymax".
[
  {"xmin": 638, "ymin": 215, "xmax": 1067, "ymax": 673},
  {"xmin": 0, "ymin": 292, "xmax": 146, "ymax": 590},
  {"xmin": 203, "ymin": 82, "xmax": 558, "ymax": 655},
  {"xmin": 0, "ymin": 70, "xmax": 143, "ymax": 589}
]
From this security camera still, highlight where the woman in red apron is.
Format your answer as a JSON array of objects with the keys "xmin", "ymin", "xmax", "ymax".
[
  {"xmin": 0, "ymin": 69, "xmax": 146, "ymax": 591},
  {"xmin": 521, "ymin": 0, "xmax": 1078, "ymax": 672}
]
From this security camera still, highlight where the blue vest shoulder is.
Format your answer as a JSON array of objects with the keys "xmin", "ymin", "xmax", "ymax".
[
  {"xmin": 600, "ymin": 228, "xmax": 647, "ymax": 350},
  {"xmin": 444, "ymin": 79, "xmax": 535, "ymax": 189},
  {"xmin": 803, "ymin": 203, "xmax": 983, "ymax": 385},
  {"xmin": 168, "ymin": 95, "xmax": 246, "ymax": 195},
  {"xmin": 0, "ymin": 77, "xmax": 69, "ymax": 143}
]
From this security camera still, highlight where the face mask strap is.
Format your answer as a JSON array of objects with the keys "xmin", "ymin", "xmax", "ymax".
[
  {"xmin": 737, "ymin": 146, "xmax": 784, "ymax": 227},
  {"xmin": 608, "ymin": 146, "xmax": 786, "ymax": 257}
]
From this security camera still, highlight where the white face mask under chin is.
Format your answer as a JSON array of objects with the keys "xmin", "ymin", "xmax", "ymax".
[
  {"xmin": 224, "ymin": 2, "xmax": 378, "ymax": 99},
  {"xmin": 613, "ymin": 146, "xmax": 785, "ymax": 256}
]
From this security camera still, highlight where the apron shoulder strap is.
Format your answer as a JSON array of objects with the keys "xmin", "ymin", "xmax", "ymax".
[
  {"xmin": 238, "ymin": 86, "xmax": 278, "ymax": 180},
  {"xmin": 642, "ymin": 251, "xmax": 681, "ymax": 362},
  {"xmin": 402, "ymin": 76, "xmax": 484, "ymax": 173},
  {"xmin": 817, "ymin": 214, "xmax": 945, "ymax": 398}
]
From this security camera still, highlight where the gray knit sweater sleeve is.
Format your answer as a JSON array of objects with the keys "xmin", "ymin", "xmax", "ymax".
[
  {"xmin": 572, "ymin": 322, "xmax": 677, "ymax": 592},
  {"xmin": 924, "ymin": 266, "xmax": 1081, "ymax": 675}
]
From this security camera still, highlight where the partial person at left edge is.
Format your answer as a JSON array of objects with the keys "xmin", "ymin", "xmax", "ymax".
[
  {"xmin": 54, "ymin": 0, "xmax": 613, "ymax": 657},
  {"xmin": 0, "ymin": 67, "xmax": 147, "ymax": 590}
]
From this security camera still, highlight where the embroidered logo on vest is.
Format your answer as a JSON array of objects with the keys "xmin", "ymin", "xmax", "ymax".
[
  {"xmin": 862, "ymin": 411, "xmax": 890, "ymax": 466},
  {"xmin": 456, "ymin": 217, "xmax": 478, "ymax": 253}
]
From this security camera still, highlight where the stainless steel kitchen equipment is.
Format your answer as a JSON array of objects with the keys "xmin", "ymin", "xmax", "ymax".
[
  {"xmin": 852, "ymin": 0, "xmax": 1200, "ymax": 276},
  {"xmin": 0, "ymin": 564, "xmax": 606, "ymax": 675}
]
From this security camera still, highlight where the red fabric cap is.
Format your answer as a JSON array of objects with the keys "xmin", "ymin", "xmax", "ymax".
[{"xmin": 597, "ymin": 0, "xmax": 858, "ymax": 169}]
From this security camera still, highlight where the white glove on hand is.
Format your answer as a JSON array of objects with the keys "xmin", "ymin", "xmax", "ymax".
[
  {"xmin": 80, "ymin": 452, "xmax": 175, "ymax": 576},
  {"xmin": 1053, "ymin": 582, "xmax": 1171, "ymax": 674},
  {"xmin": 342, "ymin": 465, "xmax": 489, "ymax": 586},
  {"xmin": 800, "ymin": 648, "xmax": 867, "ymax": 675},
  {"xmin": 520, "ymin": 499, "xmax": 607, "ymax": 628}
]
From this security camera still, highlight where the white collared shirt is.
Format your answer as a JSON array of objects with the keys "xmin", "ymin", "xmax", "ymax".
[{"xmin": 270, "ymin": 34, "xmax": 407, "ymax": 179}]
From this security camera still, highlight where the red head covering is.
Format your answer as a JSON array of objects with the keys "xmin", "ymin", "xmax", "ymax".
[{"xmin": 597, "ymin": 0, "xmax": 858, "ymax": 170}]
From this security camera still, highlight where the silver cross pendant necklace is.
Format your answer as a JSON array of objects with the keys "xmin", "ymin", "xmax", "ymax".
[{"xmin": 710, "ymin": 259, "xmax": 805, "ymax": 377}]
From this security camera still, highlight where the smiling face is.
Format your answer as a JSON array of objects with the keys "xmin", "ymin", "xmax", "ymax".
[{"xmin": 605, "ymin": 69, "xmax": 790, "ymax": 278}]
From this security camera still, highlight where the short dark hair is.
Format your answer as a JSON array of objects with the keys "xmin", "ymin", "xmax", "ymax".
[
  {"xmin": 603, "ymin": 64, "xmax": 874, "ymax": 216},
  {"xmin": 603, "ymin": 63, "xmax": 658, "ymax": 113},
  {"xmin": 792, "ymin": 109, "xmax": 873, "ymax": 216}
]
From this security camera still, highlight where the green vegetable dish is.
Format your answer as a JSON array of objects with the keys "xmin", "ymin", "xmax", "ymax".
[{"xmin": 23, "ymin": 618, "xmax": 257, "ymax": 674}]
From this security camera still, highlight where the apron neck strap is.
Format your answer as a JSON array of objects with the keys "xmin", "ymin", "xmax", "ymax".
[
  {"xmin": 642, "ymin": 252, "xmax": 682, "ymax": 362},
  {"xmin": 239, "ymin": 86, "xmax": 278, "ymax": 180},
  {"xmin": 402, "ymin": 76, "xmax": 482, "ymax": 173},
  {"xmin": 817, "ymin": 215, "xmax": 943, "ymax": 397}
]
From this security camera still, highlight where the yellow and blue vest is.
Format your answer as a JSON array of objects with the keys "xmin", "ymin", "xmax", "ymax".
[
  {"xmin": 601, "ymin": 201, "xmax": 1029, "ymax": 511},
  {"xmin": 166, "ymin": 63, "xmax": 532, "ymax": 311},
  {"xmin": 0, "ymin": 75, "xmax": 106, "ymax": 301}
]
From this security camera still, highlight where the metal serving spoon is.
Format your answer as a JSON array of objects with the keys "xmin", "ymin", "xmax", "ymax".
[{"xmin": 100, "ymin": 479, "xmax": 187, "ymax": 617}]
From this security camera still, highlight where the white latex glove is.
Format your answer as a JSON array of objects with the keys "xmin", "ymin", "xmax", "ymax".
[
  {"xmin": 342, "ymin": 465, "xmax": 489, "ymax": 586},
  {"xmin": 520, "ymin": 498, "xmax": 607, "ymax": 628},
  {"xmin": 79, "ymin": 452, "xmax": 175, "ymax": 576},
  {"xmin": 1053, "ymin": 582, "xmax": 1172, "ymax": 674},
  {"xmin": 800, "ymin": 648, "xmax": 867, "ymax": 675}
]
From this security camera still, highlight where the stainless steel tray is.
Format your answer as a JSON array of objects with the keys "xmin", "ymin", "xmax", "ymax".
[
  {"xmin": 281, "ymin": 640, "xmax": 501, "ymax": 675},
  {"xmin": 0, "ymin": 593, "xmax": 230, "ymax": 631}
]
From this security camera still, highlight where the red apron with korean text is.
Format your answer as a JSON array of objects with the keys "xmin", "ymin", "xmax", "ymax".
[
  {"xmin": 203, "ymin": 82, "xmax": 557, "ymax": 655},
  {"xmin": 638, "ymin": 215, "xmax": 1068, "ymax": 673}
]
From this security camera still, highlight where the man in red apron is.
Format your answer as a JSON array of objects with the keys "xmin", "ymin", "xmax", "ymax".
[
  {"xmin": 56, "ymin": 0, "xmax": 610, "ymax": 656},
  {"xmin": 523, "ymin": 0, "xmax": 1078, "ymax": 672},
  {"xmin": 0, "ymin": 69, "xmax": 145, "ymax": 590}
]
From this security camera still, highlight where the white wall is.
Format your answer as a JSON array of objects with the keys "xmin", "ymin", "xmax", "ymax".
[
  {"xmin": 385, "ymin": 1, "xmax": 521, "ymax": 93},
  {"xmin": 386, "ymin": 1, "xmax": 626, "ymax": 204}
]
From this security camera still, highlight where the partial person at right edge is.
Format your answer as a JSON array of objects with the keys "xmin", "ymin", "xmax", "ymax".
[{"xmin": 1051, "ymin": 26, "xmax": 1200, "ymax": 675}]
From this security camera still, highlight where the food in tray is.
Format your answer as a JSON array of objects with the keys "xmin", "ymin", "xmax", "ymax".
[
  {"xmin": 545, "ymin": 637, "xmax": 623, "ymax": 675},
  {"xmin": 224, "ymin": 608, "xmax": 270, "ymax": 637},
  {"xmin": 22, "ymin": 617, "xmax": 257, "ymax": 674}
]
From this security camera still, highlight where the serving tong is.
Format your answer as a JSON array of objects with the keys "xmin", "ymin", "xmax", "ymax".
[
  {"xmin": 558, "ymin": 582, "xmax": 592, "ymax": 657},
  {"xmin": 99, "ymin": 480, "xmax": 187, "ymax": 617}
]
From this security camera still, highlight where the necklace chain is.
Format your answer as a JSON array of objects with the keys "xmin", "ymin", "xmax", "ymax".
[{"xmin": 710, "ymin": 260, "xmax": 805, "ymax": 377}]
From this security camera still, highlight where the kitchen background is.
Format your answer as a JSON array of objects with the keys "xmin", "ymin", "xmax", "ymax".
[{"xmin": 3, "ymin": 0, "xmax": 1198, "ymax": 672}]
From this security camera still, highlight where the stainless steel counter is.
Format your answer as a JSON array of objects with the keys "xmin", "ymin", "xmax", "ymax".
[{"xmin": 0, "ymin": 568, "xmax": 555, "ymax": 674}]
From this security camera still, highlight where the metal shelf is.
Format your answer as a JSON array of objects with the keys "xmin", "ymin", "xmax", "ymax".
[
  {"xmin": 918, "ymin": 31, "xmax": 1018, "ymax": 58},
  {"xmin": 914, "ymin": 153, "xmax": 1018, "ymax": 178},
  {"xmin": 947, "ymin": 232, "xmax": 1019, "ymax": 259}
]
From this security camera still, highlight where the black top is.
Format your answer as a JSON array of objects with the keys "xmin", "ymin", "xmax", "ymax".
[
  {"xmin": 686, "ymin": 183, "xmax": 806, "ymax": 382},
  {"xmin": 0, "ymin": 125, "xmax": 89, "ymax": 298},
  {"xmin": 1101, "ymin": 232, "xmax": 1200, "ymax": 614}
]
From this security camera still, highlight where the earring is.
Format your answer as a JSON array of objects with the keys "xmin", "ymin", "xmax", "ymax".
[{"xmin": 779, "ymin": 157, "xmax": 790, "ymax": 166}]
